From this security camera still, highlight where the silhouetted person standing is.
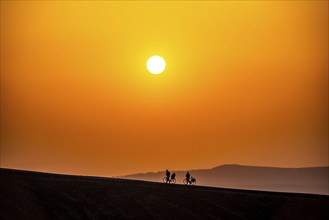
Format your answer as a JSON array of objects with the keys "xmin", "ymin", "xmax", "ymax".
[
  {"xmin": 171, "ymin": 172, "xmax": 176, "ymax": 180},
  {"xmin": 186, "ymin": 172, "xmax": 191, "ymax": 184},
  {"xmin": 166, "ymin": 170, "xmax": 170, "ymax": 183}
]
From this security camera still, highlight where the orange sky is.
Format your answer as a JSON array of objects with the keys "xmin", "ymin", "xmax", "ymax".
[{"xmin": 1, "ymin": 1, "xmax": 328, "ymax": 176}]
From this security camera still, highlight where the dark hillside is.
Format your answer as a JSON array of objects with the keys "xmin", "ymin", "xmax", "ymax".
[{"xmin": 1, "ymin": 168, "xmax": 328, "ymax": 220}]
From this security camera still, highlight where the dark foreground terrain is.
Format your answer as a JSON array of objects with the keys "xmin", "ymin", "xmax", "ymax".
[{"xmin": 1, "ymin": 168, "xmax": 328, "ymax": 220}]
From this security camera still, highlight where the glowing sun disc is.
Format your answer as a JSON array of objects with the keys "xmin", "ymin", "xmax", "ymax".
[{"xmin": 146, "ymin": 56, "xmax": 166, "ymax": 74}]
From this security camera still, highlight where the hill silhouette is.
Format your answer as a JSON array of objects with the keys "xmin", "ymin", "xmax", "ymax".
[
  {"xmin": 1, "ymin": 168, "xmax": 328, "ymax": 220},
  {"xmin": 123, "ymin": 164, "xmax": 329, "ymax": 195}
]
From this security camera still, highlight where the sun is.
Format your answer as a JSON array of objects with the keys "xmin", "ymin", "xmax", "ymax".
[{"xmin": 146, "ymin": 55, "xmax": 166, "ymax": 74}]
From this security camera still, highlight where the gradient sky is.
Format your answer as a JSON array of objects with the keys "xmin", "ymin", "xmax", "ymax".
[{"xmin": 1, "ymin": 1, "xmax": 328, "ymax": 176}]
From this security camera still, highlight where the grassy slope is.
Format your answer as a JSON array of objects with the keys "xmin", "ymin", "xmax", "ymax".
[{"xmin": 1, "ymin": 168, "xmax": 328, "ymax": 220}]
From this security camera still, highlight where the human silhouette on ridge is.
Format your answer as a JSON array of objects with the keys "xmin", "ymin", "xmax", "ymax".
[
  {"xmin": 165, "ymin": 169, "xmax": 170, "ymax": 183},
  {"xmin": 186, "ymin": 172, "xmax": 191, "ymax": 184}
]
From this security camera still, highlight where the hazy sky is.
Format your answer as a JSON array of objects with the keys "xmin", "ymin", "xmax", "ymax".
[{"xmin": 1, "ymin": 1, "xmax": 328, "ymax": 176}]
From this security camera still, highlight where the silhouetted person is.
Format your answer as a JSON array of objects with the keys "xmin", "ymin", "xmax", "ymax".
[
  {"xmin": 166, "ymin": 170, "xmax": 170, "ymax": 183},
  {"xmin": 186, "ymin": 172, "xmax": 191, "ymax": 184},
  {"xmin": 171, "ymin": 172, "xmax": 176, "ymax": 180}
]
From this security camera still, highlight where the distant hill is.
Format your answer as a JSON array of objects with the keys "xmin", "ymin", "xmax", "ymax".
[
  {"xmin": 123, "ymin": 164, "xmax": 329, "ymax": 195},
  {"xmin": 1, "ymin": 168, "xmax": 328, "ymax": 220}
]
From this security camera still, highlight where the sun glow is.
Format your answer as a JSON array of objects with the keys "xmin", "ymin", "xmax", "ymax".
[{"xmin": 146, "ymin": 56, "xmax": 166, "ymax": 74}]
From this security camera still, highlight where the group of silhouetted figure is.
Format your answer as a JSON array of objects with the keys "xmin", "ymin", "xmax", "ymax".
[{"xmin": 163, "ymin": 170, "xmax": 196, "ymax": 185}]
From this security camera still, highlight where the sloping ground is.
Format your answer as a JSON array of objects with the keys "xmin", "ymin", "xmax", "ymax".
[
  {"xmin": 1, "ymin": 168, "xmax": 328, "ymax": 220},
  {"xmin": 123, "ymin": 164, "xmax": 329, "ymax": 195}
]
